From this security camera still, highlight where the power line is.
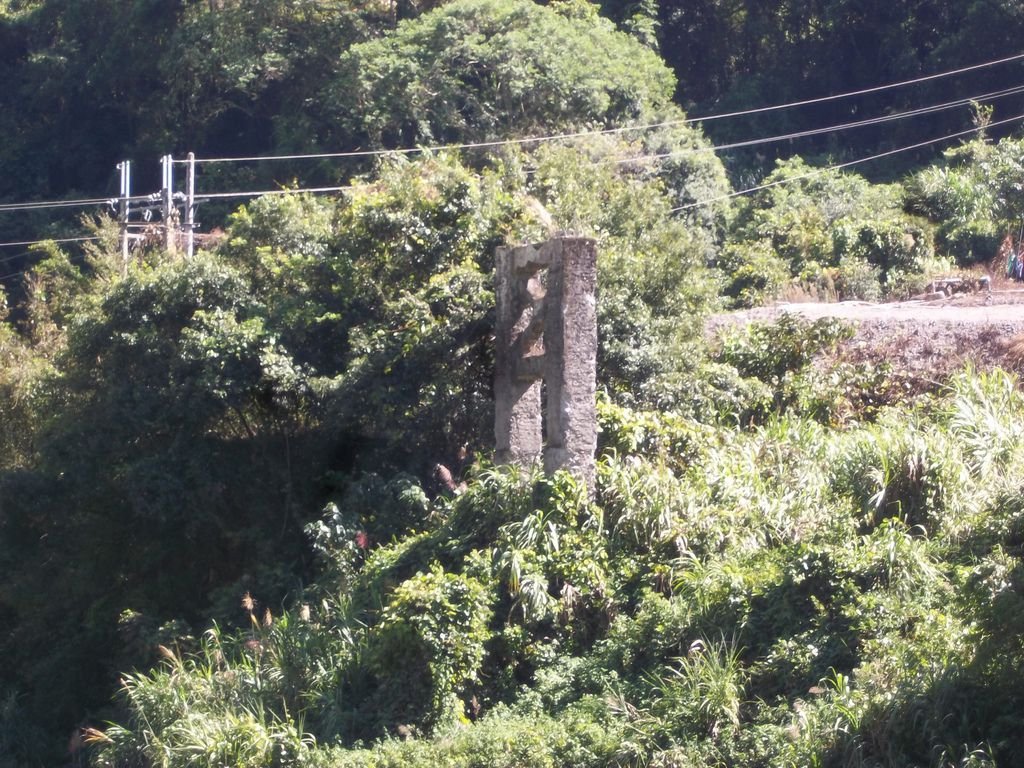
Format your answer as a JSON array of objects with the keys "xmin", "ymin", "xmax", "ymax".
[
  {"xmin": 1, "ymin": 78, "xmax": 1011, "ymax": 217},
  {"xmin": 0, "ymin": 51, "xmax": 1019, "ymax": 217},
  {"xmin": 183, "ymin": 50, "xmax": 1024, "ymax": 166},
  {"xmin": 198, "ymin": 184, "xmax": 354, "ymax": 201},
  {"xmin": 184, "ymin": 126, "xmax": 663, "ymax": 165},
  {"xmin": 0, "ymin": 98, "xmax": 1016, "ymax": 251},
  {"xmin": 0, "ymin": 121, "xmax": 1018, "ymax": 277},
  {"xmin": 0, "ymin": 52, "xmax": 1021, "ymax": 252},
  {"xmin": 617, "ymin": 83, "xmax": 1024, "ymax": 165},
  {"xmin": 671, "ymin": 111, "xmax": 1024, "ymax": 212},
  {"xmin": 0, "ymin": 247, "xmax": 92, "ymax": 280},
  {"xmin": 189, "ymin": 84, "xmax": 1024, "ymax": 201},
  {"xmin": 0, "ymin": 250, "xmax": 32, "ymax": 266},
  {"xmin": 0, "ymin": 247, "xmax": 88, "ymax": 269},
  {"xmin": 694, "ymin": 50, "xmax": 1024, "ymax": 124},
  {"xmin": 0, "ymin": 236, "xmax": 101, "ymax": 249},
  {"xmin": 0, "ymin": 196, "xmax": 150, "ymax": 214},
  {"xmin": 0, "ymin": 198, "xmax": 108, "ymax": 213}
]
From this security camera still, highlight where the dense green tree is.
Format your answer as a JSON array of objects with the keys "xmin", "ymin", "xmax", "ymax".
[
  {"xmin": 160, "ymin": 0, "xmax": 381, "ymax": 158},
  {"xmin": 0, "ymin": 251, "xmax": 327, "ymax": 751},
  {"xmin": 325, "ymin": 0, "xmax": 678, "ymax": 148},
  {"xmin": 724, "ymin": 157, "xmax": 937, "ymax": 302},
  {"xmin": 907, "ymin": 135, "xmax": 1024, "ymax": 264},
  {"xmin": 2, "ymin": 0, "xmax": 1022, "ymax": 216}
]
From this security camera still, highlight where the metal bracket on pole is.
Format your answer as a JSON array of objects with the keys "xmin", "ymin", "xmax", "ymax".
[
  {"xmin": 162, "ymin": 154, "xmax": 176, "ymax": 254},
  {"xmin": 117, "ymin": 160, "xmax": 131, "ymax": 275},
  {"xmin": 186, "ymin": 152, "xmax": 196, "ymax": 259}
]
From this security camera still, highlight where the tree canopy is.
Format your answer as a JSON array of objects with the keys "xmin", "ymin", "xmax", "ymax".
[
  {"xmin": 3, "ymin": 0, "xmax": 1024, "ymax": 765},
  {"xmin": 327, "ymin": 0, "xmax": 676, "ymax": 147}
]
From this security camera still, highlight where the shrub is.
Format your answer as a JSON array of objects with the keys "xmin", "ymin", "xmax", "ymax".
[
  {"xmin": 598, "ymin": 455, "xmax": 694, "ymax": 554},
  {"xmin": 832, "ymin": 215, "xmax": 935, "ymax": 291},
  {"xmin": 717, "ymin": 240, "xmax": 791, "ymax": 308},
  {"xmin": 597, "ymin": 397, "xmax": 713, "ymax": 469},
  {"xmin": 90, "ymin": 632, "xmax": 317, "ymax": 768},
  {"xmin": 944, "ymin": 220, "xmax": 1002, "ymax": 266},
  {"xmin": 791, "ymin": 360, "xmax": 906, "ymax": 426},
  {"xmin": 364, "ymin": 565, "xmax": 494, "ymax": 731},
  {"xmin": 832, "ymin": 256, "xmax": 883, "ymax": 301},
  {"xmin": 718, "ymin": 315, "xmax": 853, "ymax": 384},
  {"xmin": 312, "ymin": 704, "xmax": 618, "ymax": 768},
  {"xmin": 828, "ymin": 418, "xmax": 972, "ymax": 533}
]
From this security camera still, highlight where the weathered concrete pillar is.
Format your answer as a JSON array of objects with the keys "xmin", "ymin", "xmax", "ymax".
[
  {"xmin": 494, "ymin": 244, "xmax": 545, "ymax": 466},
  {"xmin": 494, "ymin": 238, "xmax": 597, "ymax": 491}
]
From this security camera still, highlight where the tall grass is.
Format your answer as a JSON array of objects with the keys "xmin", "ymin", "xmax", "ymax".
[
  {"xmin": 88, "ymin": 365, "xmax": 1024, "ymax": 767},
  {"xmin": 90, "ymin": 615, "xmax": 355, "ymax": 767}
]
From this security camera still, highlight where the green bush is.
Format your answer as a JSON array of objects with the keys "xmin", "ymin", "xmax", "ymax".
[
  {"xmin": 832, "ymin": 215, "xmax": 934, "ymax": 289},
  {"xmin": 905, "ymin": 136, "xmax": 1024, "ymax": 267},
  {"xmin": 597, "ymin": 397, "xmax": 713, "ymax": 468},
  {"xmin": 91, "ymin": 630, "xmax": 318, "ymax": 768},
  {"xmin": 943, "ymin": 220, "xmax": 1002, "ymax": 266},
  {"xmin": 724, "ymin": 157, "xmax": 945, "ymax": 301},
  {"xmin": 86, "ymin": 364, "xmax": 1024, "ymax": 767},
  {"xmin": 828, "ymin": 418, "xmax": 972, "ymax": 533},
  {"xmin": 717, "ymin": 240, "xmax": 791, "ymax": 308},
  {"xmin": 833, "ymin": 256, "xmax": 883, "ymax": 301},
  {"xmin": 365, "ymin": 565, "xmax": 494, "ymax": 732},
  {"xmin": 312, "ymin": 704, "xmax": 618, "ymax": 768},
  {"xmin": 716, "ymin": 315, "xmax": 854, "ymax": 389},
  {"xmin": 328, "ymin": 0, "xmax": 678, "ymax": 147}
]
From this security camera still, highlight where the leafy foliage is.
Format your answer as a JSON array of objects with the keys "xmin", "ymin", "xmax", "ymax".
[
  {"xmin": 327, "ymin": 0, "xmax": 676, "ymax": 148},
  {"xmin": 907, "ymin": 136, "xmax": 1024, "ymax": 265},
  {"xmin": 5, "ymin": 2, "xmax": 1024, "ymax": 766},
  {"xmin": 81, "ymin": 359, "xmax": 1024, "ymax": 767},
  {"xmin": 725, "ymin": 158, "xmax": 938, "ymax": 301},
  {"xmin": 365, "ymin": 565, "xmax": 493, "ymax": 730}
]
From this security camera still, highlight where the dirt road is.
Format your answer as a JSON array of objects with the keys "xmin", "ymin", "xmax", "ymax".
[
  {"xmin": 718, "ymin": 292, "xmax": 1024, "ymax": 327},
  {"xmin": 710, "ymin": 290, "xmax": 1024, "ymax": 378}
]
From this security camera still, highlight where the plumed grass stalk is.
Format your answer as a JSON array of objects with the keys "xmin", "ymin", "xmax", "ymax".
[{"xmin": 88, "ymin": 623, "xmax": 334, "ymax": 767}]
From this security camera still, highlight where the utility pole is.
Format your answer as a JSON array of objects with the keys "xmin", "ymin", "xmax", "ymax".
[
  {"xmin": 186, "ymin": 152, "xmax": 196, "ymax": 258},
  {"xmin": 117, "ymin": 160, "xmax": 131, "ymax": 275},
  {"xmin": 161, "ymin": 154, "xmax": 176, "ymax": 254}
]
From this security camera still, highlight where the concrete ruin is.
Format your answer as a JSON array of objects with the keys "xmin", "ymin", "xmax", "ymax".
[{"xmin": 494, "ymin": 238, "xmax": 597, "ymax": 490}]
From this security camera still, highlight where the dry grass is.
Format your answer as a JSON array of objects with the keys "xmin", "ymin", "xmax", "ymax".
[{"xmin": 998, "ymin": 332, "xmax": 1024, "ymax": 373}]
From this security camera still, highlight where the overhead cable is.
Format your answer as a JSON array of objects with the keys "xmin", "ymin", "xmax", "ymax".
[
  {"xmin": 694, "ymin": 50, "xmax": 1024, "ymax": 124},
  {"xmin": 197, "ymin": 184, "xmax": 354, "ymax": 201},
  {"xmin": 189, "ymin": 84, "xmax": 1024, "ymax": 200},
  {"xmin": 671, "ymin": 111, "xmax": 1024, "ymax": 212},
  {"xmin": 617, "ymin": 83, "xmax": 1024, "ymax": 165},
  {"xmin": 0, "ymin": 235, "xmax": 102, "ymax": 248},
  {"xmin": 183, "ymin": 50, "xmax": 1024, "ymax": 165},
  {"xmin": 0, "ymin": 197, "xmax": 112, "ymax": 213},
  {"xmin": 0, "ymin": 195, "xmax": 154, "ymax": 214},
  {"xmin": 0, "ymin": 269, "xmax": 30, "ymax": 282},
  {"xmin": 2, "ymin": 52, "xmax": 1023, "ymax": 251},
  {"xmin": 0, "ymin": 250, "xmax": 31, "ymax": 266},
  {"xmin": 2, "ymin": 55, "xmax": 1021, "ymax": 213}
]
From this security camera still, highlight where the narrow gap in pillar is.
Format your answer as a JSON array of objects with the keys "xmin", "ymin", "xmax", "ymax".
[{"xmin": 540, "ymin": 380, "xmax": 549, "ymax": 446}]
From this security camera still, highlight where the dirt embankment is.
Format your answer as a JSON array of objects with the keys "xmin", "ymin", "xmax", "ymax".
[{"xmin": 709, "ymin": 287, "xmax": 1024, "ymax": 380}]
